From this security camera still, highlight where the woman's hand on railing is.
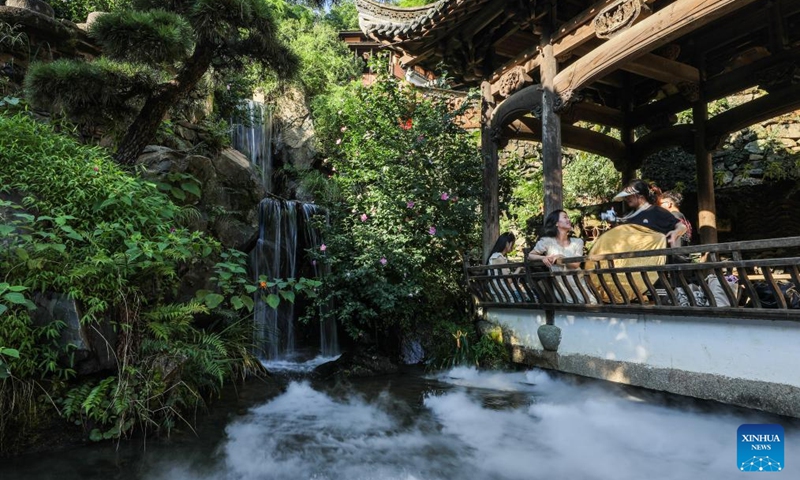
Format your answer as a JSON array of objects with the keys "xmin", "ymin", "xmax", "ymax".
[{"xmin": 528, "ymin": 252, "xmax": 563, "ymax": 267}]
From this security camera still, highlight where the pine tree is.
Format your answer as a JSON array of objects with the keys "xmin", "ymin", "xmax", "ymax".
[{"xmin": 25, "ymin": 0, "xmax": 298, "ymax": 165}]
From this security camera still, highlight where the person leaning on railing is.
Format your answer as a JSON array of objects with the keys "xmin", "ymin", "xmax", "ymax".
[
  {"xmin": 486, "ymin": 232, "xmax": 524, "ymax": 301},
  {"xmin": 527, "ymin": 210, "xmax": 597, "ymax": 304}
]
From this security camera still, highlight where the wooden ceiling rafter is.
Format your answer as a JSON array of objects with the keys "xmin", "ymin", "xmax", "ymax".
[
  {"xmin": 552, "ymin": 0, "xmax": 760, "ymax": 101},
  {"xmin": 628, "ymin": 45, "xmax": 800, "ymax": 128}
]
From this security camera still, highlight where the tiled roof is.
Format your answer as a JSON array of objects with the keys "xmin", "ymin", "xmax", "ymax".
[{"xmin": 356, "ymin": 0, "xmax": 452, "ymax": 40}]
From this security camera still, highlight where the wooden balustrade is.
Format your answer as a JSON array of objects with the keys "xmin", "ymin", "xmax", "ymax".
[{"xmin": 465, "ymin": 236, "xmax": 800, "ymax": 320}]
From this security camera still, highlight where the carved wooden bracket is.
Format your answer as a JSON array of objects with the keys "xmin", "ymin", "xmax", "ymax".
[
  {"xmin": 644, "ymin": 112, "xmax": 678, "ymax": 131},
  {"xmin": 593, "ymin": 0, "xmax": 646, "ymax": 39},
  {"xmin": 754, "ymin": 61, "xmax": 800, "ymax": 91},
  {"xmin": 678, "ymin": 82, "xmax": 700, "ymax": 102},
  {"xmin": 498, "ymin": 66, "xmax": 533, "ymax": 98}
]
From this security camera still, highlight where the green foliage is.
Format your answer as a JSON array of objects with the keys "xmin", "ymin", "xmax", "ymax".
[
  {"xmin": 27, "ymin": 0, "xmax": 298, "ymax": 163},
  {"xmin": 90, "ymin": 9, "xmax": 194, "ymax": 65},
  {"xmin": 0, "ymin": 113, "xmax": 261, "ymax": 444},
  {"xmin": 502, "ymin": 148, "xmax": 621, "ymax": 238},
  {"xmin": 428, "ymin": 327, "xmax": 510, "ymax": 371},
  {"xmin": 0, "ymin": 347, "xmax": 19, "ymax": 380},
  {"xmin": 51, "ymin": 1, "xmax": 133, "ymax": 22},
  {"xmin": 309, "ymin": 60, "xmax": 482, "ymax": 344},
  {"xmin": 24, "ymin": 57, "xmax": 164, "ymax": 128},
  {"xmin": 195, "ymin": 249, "xmax": 320, "ymax": 313},
  {"xmin": 254, "ymin": 12, "xmax": 362, "ymax": 100},
  {"xmin": 324, "ymin": 0, "xmax": 360, "ymax": 30}
]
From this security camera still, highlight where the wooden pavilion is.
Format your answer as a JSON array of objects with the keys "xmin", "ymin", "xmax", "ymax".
[{"xmin": 355, "ymin": 0, "xmax": 800, "ymax": 255}]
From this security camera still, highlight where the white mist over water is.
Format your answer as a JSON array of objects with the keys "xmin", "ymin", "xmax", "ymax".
[{"xmin": 140, "ymin": 367, "xmax": 799, "ymax": 480}]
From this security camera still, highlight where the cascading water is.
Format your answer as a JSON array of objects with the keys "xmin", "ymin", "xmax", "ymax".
[
  {"xmin": 251, "ymin": 199, "xmax": 297, "ymax": 359},
  {"xmin": 231, "ymin": 100, "xmax": 337, "ymax": 359},
  {"xmin": 230, "ymin": 99, "xmax": 273, "ymax": 192},
  {"xmin": 249, "ymin": 198, "xmax": 335, "ymax": 359}
]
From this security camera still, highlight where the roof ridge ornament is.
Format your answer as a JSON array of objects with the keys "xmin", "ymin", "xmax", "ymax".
[{"xmin": 593, "ymin": 0, "xmax": 647, "ymax": 39}]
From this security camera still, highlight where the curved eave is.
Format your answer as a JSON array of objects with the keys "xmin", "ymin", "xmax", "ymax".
[{"xmin": 356, "ymin": 0, "xmax": 453, "ymax": 42}]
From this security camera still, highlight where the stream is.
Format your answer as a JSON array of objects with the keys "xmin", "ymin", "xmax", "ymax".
[{"xmin": 2, "ymin": 360, "xmax": 797, "ymax": 479}]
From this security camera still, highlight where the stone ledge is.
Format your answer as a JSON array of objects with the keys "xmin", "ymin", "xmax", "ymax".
[{"xmin": 513, "ymin": 347, "xmax": 800, "ymax": 418}]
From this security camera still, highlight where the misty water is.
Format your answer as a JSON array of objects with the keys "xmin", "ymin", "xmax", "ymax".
[{"xmin": 3, "ymin": 361, "xmax": 798, "ymax": 480}]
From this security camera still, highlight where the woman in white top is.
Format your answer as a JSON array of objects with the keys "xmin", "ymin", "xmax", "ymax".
[
  {"xmin": 527, "ymin": 210, "xmax": 596, "ymax": 304},
  {"xmin": 486, "ymin": 232, "xmax": 524, "ymax": 302}
]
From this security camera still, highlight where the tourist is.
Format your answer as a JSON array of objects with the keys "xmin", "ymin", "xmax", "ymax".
[
  {"xmin": 486, "ymin": 232, "xmax": 524, "ymax": 302},
  {"xmin": 527, "ymin": 210, "xmax": 596, "ymax": 304},
  {"xmin": 659, "ymin": 190, "xmax": 692, "ymax": 246},
  {"xmin": 612, "ymin": 179, "xmax": 686, "ymax": 245},
  {"xmin": 486, "ymin": 231, "xmax": 518, "ymax": 272}
]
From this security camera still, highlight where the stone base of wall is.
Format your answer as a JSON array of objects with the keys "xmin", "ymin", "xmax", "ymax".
[{"xmin": 511, "ymin": 346, "xmax": 800, "ymax": 418}]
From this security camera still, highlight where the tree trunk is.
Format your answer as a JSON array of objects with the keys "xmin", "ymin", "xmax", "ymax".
[{"xmin": 114, "ymin": 43, "xmax": 215, "ymax": 165}]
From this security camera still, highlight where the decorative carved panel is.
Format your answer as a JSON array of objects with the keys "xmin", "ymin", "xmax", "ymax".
[
  {"xmin": 593, "ymin": 0, "xmax": 644, "ymax": 39},
  {"xmin": 497, "ymin": 66, "xmax": 532, "ymax": 98}
]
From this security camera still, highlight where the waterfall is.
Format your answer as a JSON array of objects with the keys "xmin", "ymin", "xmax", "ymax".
[
  {"xmin": 251, "ymin": 199, "xmax": 335, "ymax": 359},
  {"xmin": 230, "ymin": 99, "xmax": 273, "ymax": 192}
]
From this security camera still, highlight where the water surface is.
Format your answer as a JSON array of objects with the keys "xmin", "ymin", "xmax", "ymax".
[{"xmin": 3, "ymin": 363, "xmax": 797, "ymax": 479}]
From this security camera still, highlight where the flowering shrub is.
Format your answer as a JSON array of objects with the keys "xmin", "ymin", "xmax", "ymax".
[{"xmin": 310, "ymin": 61, "xmax": 483, "ymax": 345}]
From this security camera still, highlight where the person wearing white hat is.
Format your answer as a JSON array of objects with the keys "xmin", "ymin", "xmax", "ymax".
[{"xmin": 612, "ymin": 179, "xmax": 686, "ymax": 247}]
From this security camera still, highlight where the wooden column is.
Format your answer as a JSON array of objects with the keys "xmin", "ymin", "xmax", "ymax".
[
  {"xmin": 540, "ymin": 22, "xmax": 563, "ymax": 215},
  {"xmin": 694, "ymin": 80, "xmax": 718, "ymax": 244},
  {"xmin": 620, "ymin": 73, "xmax": 636, "ymax": 188},
  {"xmin": 481, "ymin": 81, "xmax": 499, "ymax": 259}
]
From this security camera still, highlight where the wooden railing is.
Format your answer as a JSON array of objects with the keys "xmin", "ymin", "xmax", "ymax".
[{"xmin": 465, "ymin": 237, "xmax": 800, "ymax": 320}]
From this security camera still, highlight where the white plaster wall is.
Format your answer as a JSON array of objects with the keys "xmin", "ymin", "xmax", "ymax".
[{"xmin": 488, "ymin": 308, "xmax": 800, "ymax": 388}]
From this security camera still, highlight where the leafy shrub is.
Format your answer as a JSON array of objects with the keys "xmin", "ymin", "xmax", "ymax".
[
  {"xmin": 0, "ymin": 113, "xmax": 265, "ymax": 445},
  {"xmin": 309, "ymin": 60, "xmax": 483, "ymax": 348}
]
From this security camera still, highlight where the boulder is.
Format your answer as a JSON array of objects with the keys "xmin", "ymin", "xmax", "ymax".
[
  {"xmin": 313, "ymin": 345, "xmax": 399, "ymax": 379},
  {"xmin": 31, "ymin": 292, "xmax": 117, "ymax": 375},
  {"xmin": 7, "ymin": 0, "xmax": 53, "ymax": 18}
]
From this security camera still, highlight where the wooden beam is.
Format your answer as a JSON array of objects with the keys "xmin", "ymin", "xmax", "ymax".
[
  {"xmin": 622, "ymin": 52, "xmax": 700, "ymax": 84},
  {"xmin": 553, "ymin": 0, "xmax": 760, "ymax": 99},
  {"xmin": 562, "ymin": 101, "xmax": 625, "ymax": 129},
  {"xmin": 628, "ymin": 46, "xmax": 800, "ymax": 128},
  {"xmin": 708, "ymin": 84, "xmax": 800, "ymax": 138},
  {"xmin": 630, "ymin": 124, "xmax": 694, "ymax": 161},
  {"xmin": 629, "ymin": 84, "xmax": 800, "ymax": 160},
  {"xmin": 510, "ymin": 118, "xmax": 627, "ymax": 161},
  {"xmin": 572, "ymin": 43, "xmax": 700, "ymax": 84}
]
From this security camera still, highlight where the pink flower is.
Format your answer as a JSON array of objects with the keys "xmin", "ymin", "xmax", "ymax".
[
  {"xmin": 320, "ymin": 244, "xmax": 327, "ymax": 252},
  {"xmin": 428, "ymin": 226, "xmax": 436, "ymax": 235},
  {"xmin": 169, "ymin": 227, "xmax": 176, "ymax": 233},
  {"xmin": 335, "ymin": 138, "xmax": 342, "ymax": 145},
  {"xmin": 92, "ymin": 166, "xmax": 99, "ymax": 172},
  {"xmin": 406, "ymin": 201, "xmax": 415, "ymax": 208},
  {"xmin": 360, "ymin": 213, "xmax": 368, "ymax": 222},
  {"xmin": 340, "ymin": 126, "xmax": 347, "ymax": 132},
  {"xmin": 380, "ymin": 257, "xmax": 388, "ymax": 266},
  {"xmin": 440, "ymin": 193, "xmax": 450, "ymax": 201}
]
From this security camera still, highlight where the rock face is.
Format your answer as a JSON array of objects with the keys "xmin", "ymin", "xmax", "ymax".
[
  {"xmin": 6, "ymin": 0, "xmax": 54, "ymax": 18},
  {"xmin": 137, "ymin": 146, "xmax": 266, "ymax": 251},
  {"xmin": 275, "ymin": 86, "xmax": 317, "ymax": 172}
]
